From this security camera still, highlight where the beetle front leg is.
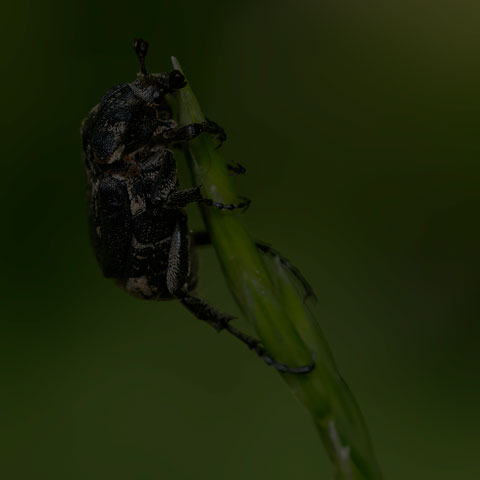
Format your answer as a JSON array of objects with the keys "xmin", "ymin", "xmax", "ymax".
[{"xmin": 164, "ymin": 119, "xmax": 226, "ymax": 148}]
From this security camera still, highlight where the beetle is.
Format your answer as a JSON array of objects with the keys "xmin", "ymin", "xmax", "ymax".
[{"xmin": 81, "ymin": 39, "xmax": 314, "ymax": 373}]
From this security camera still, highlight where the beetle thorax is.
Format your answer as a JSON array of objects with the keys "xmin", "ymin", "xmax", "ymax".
[{"xmin": 130, "ymin": 73, "xmax": 170, "ymax": 104}]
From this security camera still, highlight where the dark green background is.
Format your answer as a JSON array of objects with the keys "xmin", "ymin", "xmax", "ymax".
[{"xmin": 2, "ymin": 1, "xmax": 479, "ymax": 478}]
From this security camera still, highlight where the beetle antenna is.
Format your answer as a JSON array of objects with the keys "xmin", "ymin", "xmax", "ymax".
[{"xmin": 133, "ymin": 38, "xmax": 149, "ymax": 75}]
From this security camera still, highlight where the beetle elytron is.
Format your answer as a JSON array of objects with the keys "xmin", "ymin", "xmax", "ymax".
[{"xmin": 81, "ymin": 39, "xmax": 314, "ymax": 373}]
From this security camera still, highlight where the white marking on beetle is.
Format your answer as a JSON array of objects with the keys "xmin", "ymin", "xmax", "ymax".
[
  {"xmin": 131, "ymin": 234, "xmax": 171, "ymax": 250},
  {"xmin": 125, "ymin": 276, "xmax": 154, "ymax": 297},
  {"xmin": 129, "ymin": 193, "xmax": 146, "ymax": 216},
  {"xmin": 108, "ymin": 144, "xmax": 125, "ymax": 163}
]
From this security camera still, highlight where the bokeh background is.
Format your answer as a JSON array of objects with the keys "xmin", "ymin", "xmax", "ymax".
[{"xmin": 2, "ymin": 0, "xmax": 479, "ymax": 478}]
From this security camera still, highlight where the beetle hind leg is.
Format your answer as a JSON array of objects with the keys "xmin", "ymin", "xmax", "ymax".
[
  {"xmin": 180, "ymin": 294, "xmax": 315, "ymax": 374},
  {"xmin": 166, "ymin": 217, "xmax": 313, "ymax": 374}
]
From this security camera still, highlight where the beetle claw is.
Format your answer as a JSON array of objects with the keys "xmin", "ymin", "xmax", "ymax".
[{"xmin": 263, "ymin": 353, "xmax": 315, "ymax": 374}]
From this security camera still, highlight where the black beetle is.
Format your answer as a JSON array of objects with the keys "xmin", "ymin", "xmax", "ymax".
[{"xmin": 81, "ymin": 39, "xmax": 314, "ymax": 373}]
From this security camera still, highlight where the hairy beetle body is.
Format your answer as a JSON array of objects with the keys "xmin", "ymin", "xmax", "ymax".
[
  {"xmin": 82, "ymin": 79, "xmax": 195, "ymax": 299},
  {"xmin": 81, "ymin": 39, "xmax": 315, "ymax": 374}
]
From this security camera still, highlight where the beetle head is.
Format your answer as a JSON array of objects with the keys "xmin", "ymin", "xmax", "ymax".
[{"xmin": 132, "ymin": 38, "xmax": 187, "ymax": 105}]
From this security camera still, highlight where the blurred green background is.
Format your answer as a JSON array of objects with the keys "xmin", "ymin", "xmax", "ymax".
[{"xmin": 2, "ymin": 0, "xmax": 479, "ymax": 478}]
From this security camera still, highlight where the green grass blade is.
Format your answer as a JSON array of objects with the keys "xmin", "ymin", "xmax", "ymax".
[{"xmin": 171, "ymin": 57, "xmax": 384, "ymax": 480}]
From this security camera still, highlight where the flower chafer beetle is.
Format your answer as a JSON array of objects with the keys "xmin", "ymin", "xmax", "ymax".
[{"xmin": 81, "ymin": 39, "xmax": 315, "ymax": 373}]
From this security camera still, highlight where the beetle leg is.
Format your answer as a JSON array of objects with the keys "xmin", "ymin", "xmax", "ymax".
[
  {"xmin": 166, "ymin": 219, "xmax": 314, "ymax": 374},
  {"xmin": 200, "ymin": 196, "xmax": 251, "ymax": 212},
  {"xmin": 166, "ymin": 213, "xmax": 192, "ymax": 296},
  {"xmin": 164, "ymin": 119, "xmax": 226, "ymax": 149},
  {"xmin": 180, "ymin": 295, "xmax": 315, "ymax": 374},
  {"xmin": 165, "ymin": 187, "xmax": 203, "ymax": 208},
  {"xmin": 255, "ymin": 242, "xmax": 317, "ymax": 303},
  {"xmin": 227, "ymin": 161, "xmax": 247, "ymax": 175},
  {"xmin": 192, "ymin": 232, "xmax": 316, "ymax": 303}
]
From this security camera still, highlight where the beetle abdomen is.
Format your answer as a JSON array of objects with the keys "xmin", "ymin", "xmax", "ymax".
[{"xmin": 118, "ymin": 234, "xmax": 173, "ymax": 300}]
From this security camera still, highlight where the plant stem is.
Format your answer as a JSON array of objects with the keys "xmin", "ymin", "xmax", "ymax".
[{"xmin": 171, "ymin": 57, "xmax": 384, "ymax": 480}]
